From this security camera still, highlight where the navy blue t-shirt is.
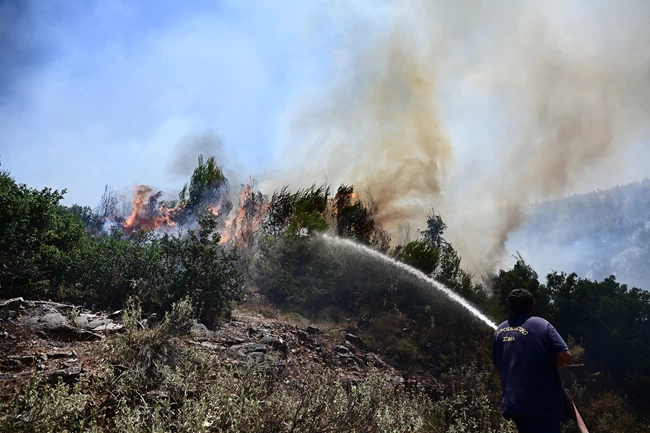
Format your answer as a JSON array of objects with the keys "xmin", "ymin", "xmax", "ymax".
[{"xmin": 492, "ymin": 315, "xmax": 569, "ymax": 421}]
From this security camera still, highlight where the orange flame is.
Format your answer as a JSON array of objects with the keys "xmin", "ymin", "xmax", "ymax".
[
  {"xmin": 122, "ymin": 185, "xmax": 177, "ymax": 236},
  {"xmin": 219, "ymin": 183, "xmax": 268, "ymax": 245}
]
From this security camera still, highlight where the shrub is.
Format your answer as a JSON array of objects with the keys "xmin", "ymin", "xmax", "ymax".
[{"xmin": 0, "ymin": 170, "xmax": 86, "ymax": 299}]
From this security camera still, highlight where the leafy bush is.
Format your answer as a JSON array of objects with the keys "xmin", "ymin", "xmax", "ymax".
[
  {"xmin": 0, "ymin": 170, "xmax": 86, "ymax": 299},
  {"xmin": 427, "ymin": 363, "xmax": 516, "ymax": 433},
  {"xmin": 63, "ymin": 212, "xmax": 243, "ymax": 325}
]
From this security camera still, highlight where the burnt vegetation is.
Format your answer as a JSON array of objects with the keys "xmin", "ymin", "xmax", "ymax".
[{"xmin": 1, "ymin": 158, "xmax": 650, "ymax": 432}]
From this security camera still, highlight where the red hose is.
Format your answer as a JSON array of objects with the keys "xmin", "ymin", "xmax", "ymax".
[{"xmin": 563, "ymin": 387, "xmax": 589, "ymax": 433}]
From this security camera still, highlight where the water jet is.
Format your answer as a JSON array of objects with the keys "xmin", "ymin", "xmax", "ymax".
[{"xmin": 321, "ymin": 234, "xmax": 498, "ymax": 330}]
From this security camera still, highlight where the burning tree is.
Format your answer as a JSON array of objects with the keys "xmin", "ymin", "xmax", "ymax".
[
  {"xmin": 122, "ymin": 186, "xmax": 176, "ymax": 236},
  {"xmin": 331, "ymin": 185, "xmax": 390, "ymax": 251},
  {"xmin": 174, "ymin": 154, "xmax": 232, "ymax": 229},
  {"xmin": 221, "ymin": 179, "xmax": 269, "ymax": 277},
  {"xmin": 263, "ymin": 185, "xmax": 331, "ymax": 236}
]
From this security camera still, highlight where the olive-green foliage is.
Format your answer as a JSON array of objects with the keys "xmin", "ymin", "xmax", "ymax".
[
  {"xmin": 429, "ymin": 363, "xmax": 516, "ymax": 433},
  {"xmin": 256, "ymin": 233, "xmax": 493, "ymax": 371},
  {"xmin": 70, "ymin": 212, "xmax": 243, "ymax": 325},
  {"xmin": 264, "ymin": 185, "xmax": 330, "ymax": 236},
  {"xmin": 66, "ymin": 227, "xmax": 162, "ymax": 308},
  {"xmin": 175, "ymin": 154, "xmax": 232, "ymax": 226},
  {"xmin": 491, "ymin": 255, "xmax": 551, "ymax": 318},
  {"xmin": 68, "ymin": 204, "xmax": 105, "ymax": 235},
  {"xmin": 178, "ymin": 154, "xmax": 227, "ymax": 209},
  {"xmin": 108, "ymin": 297, "xmax": 195, "ymax": 389},
  {"xmin": 401, "ymin": 239, "xmax": 440, "ymax": 275},
  {"xmin": 156, "ymin": 213, "xmax": 244, "ymax": 324},
  {"xmin": 332, "ymin": 184, "xmax": 390, "ymax": 250},
  {"xmin": 0, "ymin": 170, "xmax": 86, "ymax": 299},
  {"xmin": 0, "ymin": 166, "xmax": 242, "ymax": 325},
  {"xmin": 547, "ymin": 271, "xmax": 650, "ymax": 380}
]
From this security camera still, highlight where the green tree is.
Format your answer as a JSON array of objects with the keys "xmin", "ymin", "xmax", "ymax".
[
  {"xmin": 401, "ymin": 239, "xmax": 440, "ymax": 275},
  {"xmin": 67, "ymin": 204, "xmax": 104, "ymax": 234},
  {"xmin": 264, "ymin": 185, "xmax": 330, "ymax": 236},
  {"xmin": 158, "ymin": 212, "xmax": 244, "ymax": 325},
  {"xmin": 422, "ymin": 207, "xmax": 448, "ymax": 248},
  {"xmin": 0, "ymin": 169, "xmax": 86, "ymax": 298},
  {"xmin": 547, "ymin": 272, "xmax": 650, "ymax": 379},
  {"xmin": 491, "ymin": 255, "xmax": 551, "ymax": 318},
  {"xmin": 175, "ymin": 155, "xmax": 232, "ymax": 227}
]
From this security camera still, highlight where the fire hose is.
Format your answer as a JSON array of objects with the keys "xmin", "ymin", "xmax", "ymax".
[{"xmin": 563, "ymin": 387, "xmax": 589, "ymax": 433}]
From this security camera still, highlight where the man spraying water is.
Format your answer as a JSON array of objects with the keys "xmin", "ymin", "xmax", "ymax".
[{"xmin": 493, "ymin": 289, "xmax": 586, "ymax": 433}]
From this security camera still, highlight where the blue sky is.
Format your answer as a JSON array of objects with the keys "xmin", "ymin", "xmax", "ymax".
[{"xmin": 0, "ymin": 0, "xmax": 345, "ymax": 204}]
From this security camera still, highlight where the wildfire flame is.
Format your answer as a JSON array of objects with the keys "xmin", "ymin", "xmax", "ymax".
[
  {"xmin": 121, "ymin": 185, "xmax": 177, "ymax": 236},
  {"xmin": 220, "ymin": 183, "xmax": 268, "ymax": 245}
]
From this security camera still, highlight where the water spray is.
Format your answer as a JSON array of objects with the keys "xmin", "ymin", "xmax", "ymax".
[{"xmin": 321, "ymin": 234, "xmax": 498, "ymax": 330}]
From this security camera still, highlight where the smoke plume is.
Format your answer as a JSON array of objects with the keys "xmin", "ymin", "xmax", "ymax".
[
  {"xmin": 169, "ymin": 131, "xmax": 225, "ymax": 176},
  {"xmin": 271, "ymin": 0, "xmax": 650, "ymax": 271}
]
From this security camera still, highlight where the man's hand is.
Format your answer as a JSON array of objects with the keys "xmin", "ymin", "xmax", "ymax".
[{"xmin": 556, "ymin": 350, "xmax": 572, "ymax": 367}]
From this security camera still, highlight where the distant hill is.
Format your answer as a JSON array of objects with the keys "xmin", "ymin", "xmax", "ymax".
[{"xmin": 508, "ymin": 178, "xmax": 650, "ymax": 289}]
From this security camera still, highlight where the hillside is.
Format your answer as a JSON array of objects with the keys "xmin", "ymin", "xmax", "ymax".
[
  {"xmin": 0, "ymin": 297, "xmax": 488, "ymax": 432},
  {"xmin": 0, "ymin": 297, "xmax": 636, "ymax": 433},
  {"xmin": 510, "ymin": 178, "xmax": 650, "ymax": 289}
]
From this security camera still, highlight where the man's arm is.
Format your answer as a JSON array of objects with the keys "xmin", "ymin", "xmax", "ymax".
[
  {"xmin": 547, "ymin": 322, "xmax": 571, "ymax": 366},
  {"xmin": 556, "ymin": 349, "xmax": 572, "ymax": 367}
]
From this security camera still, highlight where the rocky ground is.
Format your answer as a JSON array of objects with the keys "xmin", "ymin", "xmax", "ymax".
[
  {"xmin": 0, "ymin": 296, "xmax": 610, "ymax": 417},
  {"xmin": 0, "ymin": 297, "xmax": 421, "ymax": 405}
]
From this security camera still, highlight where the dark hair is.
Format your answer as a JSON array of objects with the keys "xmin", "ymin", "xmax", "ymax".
[{"xmin": 507, "ymin": 289, "xmax": 534, "ymax": 316}]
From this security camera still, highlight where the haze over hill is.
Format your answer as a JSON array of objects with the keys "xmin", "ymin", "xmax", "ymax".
[{"xmin": 509, "ymin": 178, "xmax": 650, "ymax": 289}]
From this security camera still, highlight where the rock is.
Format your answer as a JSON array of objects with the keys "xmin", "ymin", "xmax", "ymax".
[
  {"xmin": 54, "ymin": 328, "xmax": 102, "ymax": 342},
  {"xmin": 190, "ymin": 323, "xmax": 210, "ymax": 336},
  {"xmin": 108, "ymin": 310, "xmax": 123, "ymax": 320},
  {"xmin": 62, "ymin": 360, "xmax": 78, "ymax": 368},
  {"xmin": 247, "ymin": 352, "xmax": 266, "ymax": 364},
  {"xmin": 306, "ymin": 325, "xmax": 322, "ymax": 335},
  {"xmin": 335, "ymin": 345, "xmax": 350, "ymax": 354},
  {"xmin": 2, "ymin": 356, "xmax": 35, "ymax": 370},
  {"xmin": 40, "ymin": 313, "xmax": 68, "ymax": 329},
  {"xmin": 94, "ymin": 323, "xmax": 125, "ymax": 333},
  {"xmin": 345, "ymin": 333, "xmax": 366, "ymax": 349},
  {"xmin": 199, "ymin": 342, "xmax": 226, "ymax": 351},
  {"xmin": 74, "ymin": 315, "xmax": 90, "ymax": 328},
  {"xmin": 46, "ymin": 351, "xmax": 72, "ymax": 359},
  {"xmin": 21, "ymin": 316, "xmax": 41, "ymax": 326},
  {"xmin": 338, "ymin": 353, "xmax": 362, "ymax": 367},
  {"xmin": 88, "ymin": 318, "xmax": 110, "ymax": 329},
  {"xmin": 0, "ymin": 298, "xmax": 26, "ymax": 309},
  {"xmin": 42, "ymin": 321, "xmax": 102, "ymax": 342},
  {"xmin": 230, "ymin": 343, "xmax": 268, "ymax": 354},
  {"xmin": 366, "ymin": 353, "xmax": 388, "ymax": 370},
  {"xmin": 220, "ymin": 336, "xmax": 246, "ymax": 346},
  {"xmin": 20, "ymin": 312, "xmax": 101, "ymax": 341},
  {"xmin": 46, "ymin": 367, "xmax": 82, "ymax": 384},
  {"xmin": 31, "ymin": 300, "xmax": 75, "ymax": 311},
  {"xmin": 260, "ymin": 335, "xmax": 288, "ymax": 355}
]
